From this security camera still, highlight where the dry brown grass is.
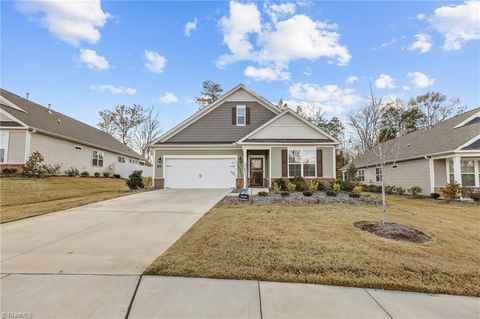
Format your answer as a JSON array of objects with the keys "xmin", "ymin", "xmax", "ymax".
[
  {"xmin": 145, "ymin": 196, "xmax": 480, "ymax": 296},
  {"xmin": 0, "ymin": 177, "xmax": 131, "ymax": 223}
]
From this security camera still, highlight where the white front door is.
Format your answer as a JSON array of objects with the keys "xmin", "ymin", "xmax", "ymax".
[{"xmin": 164, "ymin": 156, "xmax": 237, "ymax": 189}]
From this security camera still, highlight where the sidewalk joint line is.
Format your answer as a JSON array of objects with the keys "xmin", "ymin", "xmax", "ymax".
[
  {"xmin": 125, "ymin": 275, "xmax": 143, "ymax": 319},
  {"xmin": 364, "ymin": 289, "xmax": 393, "ymax": 319},
  {"xmin": 257, "ymin": 281, "xmax": 263, "ymax": 319}
]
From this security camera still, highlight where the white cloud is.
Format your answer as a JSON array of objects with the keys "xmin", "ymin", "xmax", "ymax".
[
  {"xmin": 375, "ymin": 74, "xmax": 396, "ymax": 89},
  {"xmin": 287, "ymin": 82, "xmax": 362, "ymax": 114},
  {"xmin": 244, "ymin": 66, "xmax": 290, "ymax": 81},
  {"xmin": 16, "ymin": 0, "xmax": 110, "ymax": 47},
  {"xmin": 144, "ymin": 50, "xmax": 167, "ymax": 73},
  {"xmin": 217, "ymin": 1, "xmax": 351, "ymax": 77},
  {"xmin": 78, "ymin": 49, "xmax": 110, "ymax": 71},
  {"xmin": 429, "ymin": 0, "xmax": 480, "ymax": 50},
  {"xmin": 303, "ymin": 67, "xmax": 312, "ymax": 76},
  {"xmin": 184, "ymin": 18, "xmax": 197, "ymax": 37},
  {"xmin": 346, "ymin": 75, "xmax": 359, "ymax": 84},
  {"xmin": 158, "ymin": 92, "xmax": 178, "ymax": 104},
  {"xmin": 408, "ymin": 33, "xmax": 433, "ymax": 53},
  {"xmin": 89, "ymin": 84, "xmax": 136, "ymax": 95},
  {"xmin": 402, "ymin": 85, "xmax": 411, "ymax": 91},
  {"xmin": 416, "ymin": 13, "xmax": 426, "ymax": 20},
  {"xmin": 407, "ymin": 72, "xmax": 436, "ymax": 88}
]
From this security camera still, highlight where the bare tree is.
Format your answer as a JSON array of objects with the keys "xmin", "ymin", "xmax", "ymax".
[
  {"xmin": 196, "ymin": 80, "xmax": 223, "ymax": 110},
  {"xmin": 98, "ymin": 104, "xmax": 145, "ymax": 145},
  {"xmin": 408, "ymin": 92, "xmax": 464, "ymax": 129},
  {"xmin": 346, "ymin": 84, "xmax": 383, "ymax": 153},
  {"xmin": 133, "ymin": 106, "xmax": 162, "ymax": 163}
]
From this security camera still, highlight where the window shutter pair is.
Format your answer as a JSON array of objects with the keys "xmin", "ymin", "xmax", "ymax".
[{"xmin": 231, "ymin": 107, "xmax": 250, "ymax": 125}]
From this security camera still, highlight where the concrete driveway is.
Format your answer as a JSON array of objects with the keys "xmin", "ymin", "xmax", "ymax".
[{"xmin": 1, "ymin": 189, "xmax": 229, "ymax": 318}]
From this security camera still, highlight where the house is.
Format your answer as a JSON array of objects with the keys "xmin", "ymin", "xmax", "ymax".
[
  {"xmin": 342, "ymin": 108, "xmax": 480, "ymax": 195},
  {"xmin": 0, "ymin": 88, "xmax": 148, "ymax": 177},
  {"xmin": 150, "ymin": 84, "xmax": 338, "ymax": 189}
]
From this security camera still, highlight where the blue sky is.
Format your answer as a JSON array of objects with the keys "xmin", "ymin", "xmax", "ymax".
[{"xmin": 1, "ymin": 1, "xmax": 479, "ymax": 132}]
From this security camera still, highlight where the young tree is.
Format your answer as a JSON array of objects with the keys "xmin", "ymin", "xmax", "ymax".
[
  {"xmin": 408, "ymin": 92, "xmax": 464, "ymax": 129},
  {"xmin": 133, "ymin": 106, "xmax": 162, "ymax": 163},
  {"xmin": 98, "ymin": 104, "xmax": 145, "ymax": 145},
  {"xmin": 195, "ymin": 80, "xmax": 223, "ymax": 110},
  {"xmin": 378, "ymin": 99, "xmax": 423, "ymax": 141}
]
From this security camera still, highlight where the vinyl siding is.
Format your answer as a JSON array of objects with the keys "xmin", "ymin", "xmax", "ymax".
[
  {"xmin": 270, "ymin": 146, "xmax": 335, "ymax": 178},
  {"xmin": 154, "ymin": 149, "xmax": 243, "ymax": 178},
  {"xmin": 30, "ymin": 132, "xmax": 136, "ymax": 175},
  {"xmin": 434, "ymin": 159, "xmax": 447, "ymax": 187},
  {"xmin": 361, "ymin": 158, "xmax": 431, "ymax": 194},
  {"xmin": 7, "ymin": 131, "xmax": 26, "ymax": 163},
  {"xmin": 166, "ymin": 101, "xmax": 276, "ymax": 143}
]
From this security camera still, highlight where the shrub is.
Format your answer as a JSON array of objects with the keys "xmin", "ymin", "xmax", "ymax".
[
  {"xmin": 94, "ymin": 172, "xmax": 101, "ymax": 178},
  {"xmin": 303, "ymin": 191, "xmax": 312, "ymax": 197},
  {"xmin": 349, "ymin": 193, "xmax": 360, "ymax": 198},
  {"xmin": 23, "ymin": 151, "xmax": 45, "ymax": 177},
  {"xmin": 43, "ymin": 164, "xmax": 61, "ymax": 175},
  {"xmin": 409, "ymin": 186, "xmax": 423, "ymax": 197},
  {"xmin": 317, "ymin": 181, "xmax": 326, "ymax": 191},
  {"xmin": 280, "ymin": 191, "xmax": 290, "ymax": 197},
  {"xmin": 2, "ymin": 168, "xmax": 17, "ymax": 176},
  {"xmin": 308, "ymin": 180, "xmax": 319, "ymax": 193},
  {"xmin": 471, "ymin": 193, "xmax": 480, "ymax": 202},
  {"xmin": 80, "ymin": 171, "xmax": 89, "ymax": 177},
  {"xmin": 65, "ymin": 167, "xmax": 79, "ymax": 177},
  {"xmin": 289, "ymin": 176, "xmax": 307, "ymax": 191},
  {"xmin": 395, "ymin": 186, "xmax": 405, "ymax": 195},
  {"xmin": 352, "ymin": 185, "xmax": 362, "ymax": 197},
  {"xmin": 430, "ymin": 192, "xmax": 440, "ymax": 199},
  {"xmin": 273, "ymin": 178, "xmax": 287, "ymax": 190},
  {"xmin": 126, "ymin": 170, "xmax": 144, "ymax": 190},
  {"xmin": 258, "ymin": 191, "xmax": 268, "ymax": 197},
  {"xmin": 385, "ymin": 185, "xmax": 396, "ymax": 194},
  {"xmin": 326, "ymin": 190, "xmax": 337, "ymax": 197},
  {"xmin": 286, "ymin": 182, "xmax": 296, "ymax": 192},
  {"xmin": 113, "ymin": 174, "xmax": 121, "ymax": 179},
  {"xmin": 103, "ymin": 172, "xmax": 111, "ymax": 178},
  {"xmin": 143, "ymin": 176, "xmax": 153, "ymax": 189},
  {"xmin": 332, "ymin": 182, "xmax": 341, "ymax": 194},
  {"xmin": 339, "ymin": 180, "xmax": 354, "ymax": 192},
  {"xmin": 346, "ymin": 164, "xmax": 358, "ymax": 181},
  {"xmin": 441, "ymin": 182, "xmax": 464, "ymax": 200},
  {"xmin": 273, "ymin": 181, "xmax": 282, "ymax": 193}
]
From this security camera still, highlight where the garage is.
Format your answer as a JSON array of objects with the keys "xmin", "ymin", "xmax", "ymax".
[{"xmin": 164, "ymin": 156, "xmax": 237, "ymax": 189}]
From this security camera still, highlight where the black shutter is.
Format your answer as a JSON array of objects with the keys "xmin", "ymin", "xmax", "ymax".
[
  {"xmin": 232, "ymin": 107, "xmax": 236, "ymax": 125},
  {"xmin": 316, "ymin": 149, "xmax": 323, "ymax": 177},
  {"xmin": 246, "ymin": 107, "xmax": 251, "ymax": 125},
  {"xmin": 282, "ymin": 149, "xmax": 288, "ymax": 177}
]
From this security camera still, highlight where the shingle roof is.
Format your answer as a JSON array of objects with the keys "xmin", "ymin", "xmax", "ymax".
[
  {"xmin": 350, "ymin": 108, "xmax": 480, "ymax": 168},
  {"xmin": 0, "ymin": 88, "xmax": 142, "ymax": 159}
]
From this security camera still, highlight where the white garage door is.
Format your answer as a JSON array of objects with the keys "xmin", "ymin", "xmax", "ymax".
[{"xmin": 164, "ymin": 156, "xmax": 237, "ymax": 189}]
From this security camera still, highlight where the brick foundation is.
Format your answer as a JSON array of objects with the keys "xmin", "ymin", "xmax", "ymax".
[
  {"xmin": 236, "ymin": 178, "xmax": 244, "ymax": 189},
  {"xmin": 0, "ymin": 164, "xmax": 24, "ymax": 175},
  {"xmin": 154, "ymin": 178, "xmax": 164, "ymax": 189}
]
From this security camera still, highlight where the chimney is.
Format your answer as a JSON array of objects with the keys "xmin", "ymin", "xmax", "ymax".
[{"xmin": 26, "ymin": 92, "xmax": 30, "ymax": 100}]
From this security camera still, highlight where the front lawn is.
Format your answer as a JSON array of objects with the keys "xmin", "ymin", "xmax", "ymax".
[
  {"xmin": 0, "ymin": 177, "xmax": 131, "ymax": 223},
  {"xmin": 145, "ymin": 196, "xmax": 480, "ymax": 296}
]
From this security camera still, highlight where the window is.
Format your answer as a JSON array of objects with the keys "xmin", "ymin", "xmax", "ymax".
[
  {"xmin": 0, "ymin": 132, "xmax": 8, "ymax": 163},
  {"xmin": 92, "ymin": 151, "xmax": 103, "ymax": 167},
  {"xmin": 288, "ymin": 149, "xmax": 316, "ymax": 177},
  {"xmin": 461, "ymin": 160, "xmax": 475, "ymax": 187},
  {"xmin": 448, "ymin": 160, "xmax": 455, "ymax": 183},
  {"xmin": 74, "ymin": 145, "xmax": 82, "ymax": 150},
  {"xmin": 358, "ymin": 169, "xmax": 365, "ymax": 182},
  {"xmin": 118, "ymin": 157, "xmax": 125, "ymax": 163},
  {"xmin": 375, "ymin": 167, "xmax": 383, "ymax": 182},
  {"xmin": 236, "ymin": 105, "xmax": 246, "ymax": 126}
]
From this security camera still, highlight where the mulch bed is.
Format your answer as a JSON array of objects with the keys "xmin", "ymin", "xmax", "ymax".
[
  {"xmin": 220, "ymin": 191, "xmax": 380, "ymax": 206},
  {"xmin": 354, "ymin": 220, "xmax": 432, "ymax": 243}
]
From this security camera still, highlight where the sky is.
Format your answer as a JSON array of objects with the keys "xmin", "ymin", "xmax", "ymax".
[{"xmin": 1, "ymin": 0, "xmax": 479, "ymax": 133}]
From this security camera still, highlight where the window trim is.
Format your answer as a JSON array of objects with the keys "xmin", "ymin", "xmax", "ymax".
[
  {"xmin": 92, "ymin": 150, "xmax": 104, "ymax": 167},
  {"xmin": 448, "ymin": 159, "xmax": 479, "ymax": 187},
  {"xmin": 236, "ymin": 105, "xmax": 246, "ymax": 126},
  {"xmin": 0, "ymin": 131, "xmax": 9, "ymax": 164},
  {"xmin": 375, "ymin": 167, "xmax": 383, "ymax": 182},
  {"xmin": 358, "ymin": 169, "xmax": 365, "ymax": 182},
  {"xmin": 287, "ymin": 147, "xmax": 317, "ymax": 178}
]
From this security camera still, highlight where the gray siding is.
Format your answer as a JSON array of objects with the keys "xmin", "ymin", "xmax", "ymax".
[
  {"xmin": 434, "ymin": 159, "xmax": 447, "ymax": 187},
  {"xmin": 4, "ymin": 130, "xmax": 26, "ymax": 163},
  {"xmin": 166, "ymin": 101, "xmax": 276, "ymax": 143}
]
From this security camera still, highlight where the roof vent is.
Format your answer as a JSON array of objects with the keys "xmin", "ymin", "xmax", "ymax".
[
  {"xmin": 57, "ymin": 118, "xmax": 61, "ymax": 125},
  {"xmin": 48, "ymin": 104, "xmax": 53, "ymax": 114},
  {"xmin": 26, "ymin": 92, "xmax": 30, "ymax": 100}
]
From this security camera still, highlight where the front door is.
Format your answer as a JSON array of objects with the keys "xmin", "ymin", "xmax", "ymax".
[{"xmin": 250, "ymin": 157, "xmax": 264, "ymax": 187}]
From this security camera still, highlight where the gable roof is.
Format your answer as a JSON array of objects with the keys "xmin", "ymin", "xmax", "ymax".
[
  {"xmin": 0, "ymin": 88, "xmax": 142, "ymax": 159},
  {"xmin": 152, "ymin": 84, "xmax": 280, "ymax": 144},
  {"xmin": 349, "ymin": 107, "xmax": 480, "ymax": 168},
  {"xmin": 238, "ymin": 108, "xmax": 338, "ymax": 144}
]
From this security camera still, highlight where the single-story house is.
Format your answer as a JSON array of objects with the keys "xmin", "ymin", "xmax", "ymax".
[
  {"xmin": 150, "ymin": 84, "xmax": 339, "ymax": 189},
  {"xmin": 342, "ymin": 107, "xmax": 480, "ymax": 195},
  {"xmin": 0, "ymin": 88, "xmax": 149, "ymax": 177}
]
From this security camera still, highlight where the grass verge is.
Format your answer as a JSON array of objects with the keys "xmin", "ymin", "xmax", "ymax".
[{"xmin": 145, "ymin": 196, "xmax": 480, "ymax": 296}]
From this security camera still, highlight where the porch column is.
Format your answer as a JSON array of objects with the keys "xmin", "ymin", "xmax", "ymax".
[
  {"xmin": 429, "ymin": 158, "xmax": 435, "ymax": 193},
  {"xmin": 268, "ymin": 147, "xmax": 272, "ymax": 188},
  {"xmin": 453, "ymin": 156, "xmax": 461, "ymax": 185},
  {"xmin": 242, "ymin": 148, "xmax": 247, "ymax": 188}
]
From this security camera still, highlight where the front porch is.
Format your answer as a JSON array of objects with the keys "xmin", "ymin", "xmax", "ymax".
[
  {"xmin": 432, "ymin": 155, "xmax": 480, "ymax": 194},
  {"xmin": 241, "ymin": 148, "xmax": 271, "ymax": 188}
]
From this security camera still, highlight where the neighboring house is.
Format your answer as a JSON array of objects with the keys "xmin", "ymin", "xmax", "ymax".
[
  {"xmin": 342, "ymin": 108, "xmax": 480, "ymax": 195},
  {"xmin": 0, "ymin": 88, "xmax": 149, "ymax": 177},
  {"xmin": 150, "ymin": 84, "xmax": 338, "ymax": 189}
]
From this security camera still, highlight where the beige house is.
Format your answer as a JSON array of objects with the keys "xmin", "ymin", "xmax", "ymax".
[
  {"xmin": 342, "ymin": 108, "xmax": 480, "ymax": 195},
  {"xmin": 0, "ymin": 88, "xmax": 147, "ymax": 177},
  {"xmin": 151, "ymin": 84, "xmax": 338, "ymax": 189}
]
